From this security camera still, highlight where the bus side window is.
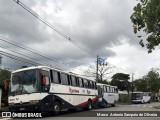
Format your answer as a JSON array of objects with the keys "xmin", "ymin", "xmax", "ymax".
[
  {"xmin": 76, "ymin": 77, "xmax": 79, "ymax": 86},
  {"xmin": 60, "ymin": 73, "xmax": 69, "ymax": 85},
  {"xmin": 40, "ymin": 70, "xmax": 50, "ymax": 92},
  {"xmin": 106, "ymin": 86, "xmax": 108, "ymax": 93},
  {"xmin": 83, "ymin": 79, "xmax": 88, "ymax": 88},
  {"xmin": 97, "ymin": 85, "xmax": 102, "ymax": 95},
  {"xmin": 67, "ymin": 75, "xmax": 71, "ymax": 85},
  {"xmin": 90, "ymin": 81, "xmax": 93, "ymax": 89},
  {"xmin": 40, "ymin": 71, "xmax": 50, "ymax": 85},
  {"xmin": 79, "ymin": 78, "xmax": 83, "ymax": 87},
  {"xmin": 88, "ymin": 80, "xmax": 92, "ymax": 89},
  {"xmin": 112, "ymin": 88, "xmax": 114, "ymax": 93},
  {"xmin": 95, "ymin": 82, "xmax": 97, "ymax": 89},
  {"xmin": 110, "ymin": 87, "xmax": 112, "ymax": 93},
  {"xmin": 57, "ymin": 72, "xmax": 61, "ymax": 83},
  {"xmin": 87, "ymin": 80, "xmax": 89, "ymax": 88},
  {"xmin": 103, "ymin": 86, "xmax": 106, "ymax": 92},
  {"xmin": 112, "ymin": 88, "xmax": 115, "ymax": 93},
  {"xmin": 115, "ymin": 88, "xmax": 118, "ymax": 93},
  {"xmin": 148, "ymin": 93, "xmax": 151, "ymax": 96},
  {"xmin": 71, "ymin": 75, "xmax": 76, "ymax": 86},
  {"xmin": 50, "ymin": 70, "xmax": 53, "ymax": 83},
  {"xmin": 92, "ymin": 81, "xmax": 94, "ymax": 89},
  {"xmin": 87, "ymin": 80, "xmax": 90, "ymax": 88},
  {"xmin": 105, "ymin": 86, "xmax": 107, "ymax": 92},
  {"xmin": 108, "ymin": 87, "xmax": 110, "ymax": 93},
  {"xmin": 52, "ymin": 70, "xmax": 60, "ymax": 84}
]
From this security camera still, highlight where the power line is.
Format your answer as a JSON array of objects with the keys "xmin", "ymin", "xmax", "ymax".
[
  {"xmin": 0, "ymin": 51, "xmax": 39, "ymax": 66},
  {"xmin": 12, "ymin": 0, "xmax": 90, "ymax": 55},
  {"xmin": 0, "ymin": 17, "xmax": 82, "ymax": 69},
  {"xmin": 0, "ymin": 36, "xmax": 79, "ymax": 69},
  {"xmin": 0, "ymin": 44, "xmax": 53, "ymax": 67}
]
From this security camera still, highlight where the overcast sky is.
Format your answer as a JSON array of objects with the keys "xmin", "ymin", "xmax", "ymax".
[{"xmin": 0, "ymin": 0, "xmax": 160, "ymax": 80}]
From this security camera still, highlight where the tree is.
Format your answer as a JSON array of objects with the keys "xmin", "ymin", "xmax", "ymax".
[
  {"xmin": 146, "ymin": 69, "xmax": 160, "ymax": 92},
  {"xmin": 97, "ymin": 79, "xmax": 109, "ymax": 85},
  {"xmin": 85, "ymin": 62, "xmax": 114, "ymax": 83},
  {"xmin": 130, "ymin": 0, "xmax": 160, "ymax": 53},
  {"xmin": 110, "ymin": 73, "xmax": 130, "ymax": 91},
  {"xmin": 134, "ymin": 68, "xmax": 160, "ymax": 93},
  {"xmin": 134, "ymin": 78, "xmax": 149, "ymax": 92},
  {"xmin": 0, "ymin": 69, "xmax": 11, "ymax": 87}
]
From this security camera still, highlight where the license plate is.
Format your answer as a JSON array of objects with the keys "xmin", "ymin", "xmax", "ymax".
[{"xmin": 20, "ymin": 108, "xmax": 25, "ymax": 110}]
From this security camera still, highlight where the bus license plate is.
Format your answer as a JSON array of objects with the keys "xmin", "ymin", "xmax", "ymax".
[{"xmin": 20, "ymin": 108, "xmax": 25, "ymax": 110}]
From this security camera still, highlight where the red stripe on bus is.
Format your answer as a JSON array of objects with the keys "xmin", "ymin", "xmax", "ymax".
[{"xmin": 77, "ymin": 96, "xmax": 98, "ymax": 107}]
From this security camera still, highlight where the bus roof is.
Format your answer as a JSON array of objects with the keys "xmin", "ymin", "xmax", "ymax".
[
  {"xmin": 97, "ymin": 83, "xmax": 117, "ymax": 88},
  {"xmin": 12, "ymin": 66, "xmax": 52, "ymax": 73},
  {"xmin": 12, "ymin": 66, "xmax": 96, "ymax": 82},
  {"xmin": 133, "ymin": 92, "xmax": 151, "ymax": 93}
]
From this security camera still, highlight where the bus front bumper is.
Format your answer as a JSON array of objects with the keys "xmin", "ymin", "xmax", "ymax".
[
  {"xmin": 9, "ymin": 103, "xmax": 42, "ymax": 112},
  {"xmin": 132, "ymin": 100, "xmax": 143, "ymax": 103}
]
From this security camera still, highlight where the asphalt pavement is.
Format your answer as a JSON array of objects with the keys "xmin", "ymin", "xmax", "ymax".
[{"xmin": 1, "ymin": 102, "xmax": 160, "ymax": 120}]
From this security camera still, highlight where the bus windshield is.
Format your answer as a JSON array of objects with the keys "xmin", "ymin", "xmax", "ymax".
[
  {"xmin": 9, "ymin": 69, "xmax": 40, "ymax": 96},
  {"xmin": 132, "ymin": 93, "xmax": 143, "ymax": 99}
]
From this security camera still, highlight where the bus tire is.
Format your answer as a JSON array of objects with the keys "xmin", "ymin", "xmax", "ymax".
[
  {"xmin": 111, "ymin": 104, "xmax": 116, "ymax": 107},
  {"xmin": 104, "ymin": 101, "xmax": 108, "ymax": 108},
  {"xmin": 111, "ymin": 101, "xmax": 116, "ymax": 107},
  {"xmin": 53, "ymin": 102, "xmax": 61, "ymax": 115},
  {"xmin": 84, "ymin": 100, "xmax": 92, "ymax": 110},
  {"xmin": 102, "ymin": 101, "xmax": 108, "ymax": 108},
  {"xmin": 88, "ymin": 100, "xmax": 92, "ymax": 110}
]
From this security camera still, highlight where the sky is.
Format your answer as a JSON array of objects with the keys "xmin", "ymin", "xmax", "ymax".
[{"xmin": 0, "ymin": 0, "xmax": 160, "ymax": 81}]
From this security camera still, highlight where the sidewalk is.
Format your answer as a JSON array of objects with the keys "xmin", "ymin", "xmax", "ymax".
[
  {"xmin": 0, "ymin": 107, "xmax": 10, "ymax": 120},
  {"xmin": 154, "ymin": 106, "xmax": 160, "ymax": 109},
  {"xmin": 0, "ymin": 107, "xmax": 9, "ymax": 111}
]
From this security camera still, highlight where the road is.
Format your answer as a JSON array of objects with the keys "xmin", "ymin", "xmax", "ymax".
[{"xmin": 2, "ymin": 102, "xmax": 160, "ymax": 120}]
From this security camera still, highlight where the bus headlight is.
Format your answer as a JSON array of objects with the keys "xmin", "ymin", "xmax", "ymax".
[{"xmin": 29, "ymin": 100, "xmax": 39, "ymax": 104}]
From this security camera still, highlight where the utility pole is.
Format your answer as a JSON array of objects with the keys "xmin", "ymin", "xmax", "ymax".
[
  {"xmin": 96, "ymin": 55, "xmax": 99, "ymax": 82},
  {"xmin": 132, "ymin": 73, "xmax": 134, "ymax": 94},
  {"xmin": 0, "ymin": 55, "xmax": 2, "ymax": 74}
]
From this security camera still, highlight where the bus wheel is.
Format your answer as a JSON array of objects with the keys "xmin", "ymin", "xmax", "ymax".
[
  {"xmin": 111, "ymin": 101, "xmax": 116, "ymax": 107},
  {"xmin": 111, "ymin": 104, "xmax": 115, "ymax": 107},
  {"xmin": 142, "ymin": 100, "xmax": 145, "ymax": 104},
  {"xmin": 104, "ymin": 101, "xmax": 108, "ymax": 108},
  {"xmin": 53, "ymin": 102, "xmax": 61, "ymax": 115},
  {"xmin": 88, "ymin": 100, "xmax": 92, "ymax": 110}
]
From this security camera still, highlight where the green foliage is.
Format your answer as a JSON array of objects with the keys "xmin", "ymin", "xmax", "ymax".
[
  {"xmin": 110, "ymin": 73, "xmax": 130, "ymax": 91},
  {"xmin": 146, "ymin": 69, "xmax": 160, "ymax": 92},
  {"xmin": 134, "ymin": 78, "xmax": 149, "ymax": 92},
  {"xmin": 112, "ymin": 73, "xmax": 130, "ymax": 80},
  {"xmin": 134, "ymin": 68, "xmax": 160, "ymax": 93},
  {"xmin": 0, "ymin": 69, "xmax": 11, "ymax": 86},
  {"xmin": 97, "ymin": 79, "xmax": 109, "ymax": 84},
  {"xmin": 130, "ymin": 0, "xmax": 160, "ymax": 53}
]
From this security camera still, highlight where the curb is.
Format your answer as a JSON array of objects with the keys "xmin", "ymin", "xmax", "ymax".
[
  {"xmin": 154, "ymin": 106, "xmax": 160, "ymax": 109},
  {"xmin": 117, "ymin": 103, "xmax": 132, "ymax": 105}
]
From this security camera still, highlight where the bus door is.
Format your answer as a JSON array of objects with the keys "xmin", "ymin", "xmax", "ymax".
[
  {"xmin": 97, "ymin": 85, "xmax": 103, "ymax": 96},
  {"xmin": 104, "ymin": 86, "xmax": 111, "ymax": 104}
]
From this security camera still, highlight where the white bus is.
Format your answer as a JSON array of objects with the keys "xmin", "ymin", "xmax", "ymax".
[
  {"xmin": 8, "ymin": 66, "xmax": 98, "ymax": 114},
  {"xmin": 97, "ymin": 83, "xmax": 119, "ymax": 107},
  {"xmin": 131, "ymin": 92, "xmax": 152, "ymax": 104}
]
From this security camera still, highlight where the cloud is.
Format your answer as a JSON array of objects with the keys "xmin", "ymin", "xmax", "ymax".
[{"xmin": 1, "ymin": 0, "xmax": 157, "ymax": 80}]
